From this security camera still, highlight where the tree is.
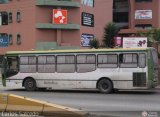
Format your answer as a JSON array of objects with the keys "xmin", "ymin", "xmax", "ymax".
[
  {"xmin": 103, "ymin": 22, "xmax": 119, "ymax": 48},
  {"xmin": 137, "ymin": 28, "xmax": 160, "ymax": 47},
  {"xmin": 90, "ymin": 38, "xmax": 99, "ymax": 49},
  {"xmin": 149, "ymin": 28, "xmax": 160, "ymax": 42}
]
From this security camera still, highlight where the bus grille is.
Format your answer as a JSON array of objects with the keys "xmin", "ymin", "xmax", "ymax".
[{"xmin": 133, "ymin": 72, "xmax": 146, "ymax": 87}]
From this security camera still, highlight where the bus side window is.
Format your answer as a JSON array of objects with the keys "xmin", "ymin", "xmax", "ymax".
[
  {"xmin": 139, "ymin": 53, "xmax": 146, "ymax": 68},
  {"xmin": 38, "ymin": 55, "xmax": 55, "ymax": 73},
  {"xmin": 77, "ymin": 54, "xmax": 96, "ymax": 73},
  {"xmin": 98, "ymin": 54, "xmax": 118, "ymax": 68},
  {"xmin": 20, "ymin": 56, "xmax": 36, "ymax": 73},
  {"xmin": 119, "ymin": 53, "xmax": 138, "ymax": 68},
  {"xmin": 57, "ymin": 55, "xmax": 75, "ymax": 73}
]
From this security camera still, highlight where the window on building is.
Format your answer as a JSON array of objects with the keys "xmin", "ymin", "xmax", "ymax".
[
  {"xmin": 0, "ymin": 0, "xmax": 9, "ymax": 4},
  {"xmin": 8, "ymin": 12, "xmax": 12, "ymax": 23},
  {"xmin": 8, "ymin": 34, "xmax": 13, "ymax": 45},
  {"xmin": 16, "ymin": 11, "xmax": 21, "ymax": 22},
  {"xmin": 135, "ymin": 24, "xmax": 152, "ymax": 29},
  {"xmin": 16, "ymin": 34, "xmax": 21, "ymax": 45},
  {"xmin": 38, "ymin": 55, "xmax": 55, "ymax": 73},
  {"xmin": 135, "ymin": 0, "xmax": 152, "ymax": 2},
  {"xmin": 77, "ymin": 54, "xmax": 96, "ymax": 73},
  {"xmin": 119, "ymin": 53, "xmax": 138, "ymax": 68},
  {"xmin": 0, "ymin": 12, "xmax": 8, "ymax": 25},
  {"xmin": 81, "ymin": 0, "xmax": 94, "ymax": 7},
  {"xmin": 57, "ymin": 55, "xmax": 75, "ymax": 73},
  {"xmin": 113, "ymin": 12, "xmax": 128, "ymax": 23},
  {"xmin": 20, "ymin": 56, "xmax": 37, "ymax": 73},
  {"xmin": 98, "ymin": 54, "xmax": 118, "ymax": 68},
  {"xmin": 113, "ymin": 0, "xmax": 129, "ymax": 28}
]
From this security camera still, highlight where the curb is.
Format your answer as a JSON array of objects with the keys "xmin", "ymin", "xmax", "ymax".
[{"xmin": 0, "ymin": 93, "xmax": 88, "ymax": 117}]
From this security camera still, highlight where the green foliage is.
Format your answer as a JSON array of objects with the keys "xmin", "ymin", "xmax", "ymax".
[
  {"xmin": 137, "ymin": 28, "xmax": 160, "ymax": 47},
  {"xmin": 149, "ymin": 28, "xmax": 160, "ymax": 42},
  {"xmin": 90, "ymin": 38, "xmax": 99, "ymax": 49},
  {"xmin": 103, "ymin": 22, "xmax": 119, "ymax": 48}
]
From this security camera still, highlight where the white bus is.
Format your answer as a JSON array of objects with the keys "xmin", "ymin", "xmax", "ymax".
[{"xmin": 1, "ymin": 47, "xmax": 159, "ymax": 93}]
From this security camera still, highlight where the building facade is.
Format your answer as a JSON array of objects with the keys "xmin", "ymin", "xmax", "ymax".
[
  {"xmin": 0, "ymin": 0, "xmax": 160, "ymax": 55},
  {"xmin": 116, "ymin": 0, "xmax": 160, "ymax": 34},
  {"xmin": 0, "ymin": 0, "xmax": 112, "ymax": 55}
]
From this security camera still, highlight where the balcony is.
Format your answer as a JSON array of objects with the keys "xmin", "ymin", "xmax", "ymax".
[
  {"xmin": 115, "ymin": 22, "xmax": 129, "ymax": 29},
  {"xmin": 36, "ymin": 23, "xmax": 80, "ymax": 30},
  {"xmin": 0, "ymin": 0, "xmax": 9, "ymax": 4},
  {"xmin": 36, "ymin": 0, "xmax": 80, "ymax": 8}
]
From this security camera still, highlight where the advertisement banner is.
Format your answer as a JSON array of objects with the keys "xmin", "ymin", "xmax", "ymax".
[
  {"xmin": 82, "ymin": 12, "xmax": 94, "ymax": 27},
  {"xmin": 123, "ymin": 37, "xmax": 147, "ymax": 48},
  {"xmin": 81, "ymin": 34, "xmax": 94, "ymax": 47},
  {"xmin": 135, "ymin": 10, "xmax": 152, "ymax": 19},
  {"xmin": 114, "ymin": 37, "xmax": 122, "ymax": 47},
  {"xmin": 0, "ymin": 35, "xmax": 8, "ymax": 47},
  {"xmin": 53, "ymin": 9, "xmax": 67, "ymax": 24}
]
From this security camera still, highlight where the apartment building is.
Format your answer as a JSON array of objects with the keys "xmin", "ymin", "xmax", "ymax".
[
  {"xmin": 0, "ymin": 0, "xmax": 111, "ymax": 54},
  {"xmin": 0, "ymin": 0, "xmax": 160, "ymax": 55}
]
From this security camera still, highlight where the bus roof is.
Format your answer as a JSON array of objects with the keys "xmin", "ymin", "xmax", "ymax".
[{"xmin": 5, "ymin": 48, "xmax": 152, "ymax": 56}]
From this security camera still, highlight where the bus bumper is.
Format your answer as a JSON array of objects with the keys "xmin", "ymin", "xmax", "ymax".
[{"xmin": 6, "ymin": 80, "xmax": 23, "ymax": 88}]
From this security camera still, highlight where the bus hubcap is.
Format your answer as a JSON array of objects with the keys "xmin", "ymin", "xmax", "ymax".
[
  {"xmin": 28, "ymin": 82, "xmax": 33, "ymax": 88},
  {"xmin": 102, "ymin": 83, "xmax": 108, "ymax": 90}
]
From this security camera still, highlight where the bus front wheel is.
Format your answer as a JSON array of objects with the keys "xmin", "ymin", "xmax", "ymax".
[
  {"xmin": 98, "ymin": 79, "xmax": 113, "ymax": 94},
  {"xmin": 24, "ymin": 78, "xmax": 36, "ymax": 91}
]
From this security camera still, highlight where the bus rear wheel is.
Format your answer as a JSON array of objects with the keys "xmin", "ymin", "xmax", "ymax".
[
  {"xmin": 24, "ymin": 78, "xmax": 36, "ymax": 91},
  {"xmin": 98, "ymin": 79, "xmax": 113, "ymax": 94}
]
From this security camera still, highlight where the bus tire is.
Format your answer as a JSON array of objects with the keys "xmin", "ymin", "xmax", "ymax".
[
  {"xmin": 24, "ymin": 78, "xmax": 37, "ymax": 91},
  {"xmin": 98, "ymin": 79, "xmax": 113, "ymax": 94}
]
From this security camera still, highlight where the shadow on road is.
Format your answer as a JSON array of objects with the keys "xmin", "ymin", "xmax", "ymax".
[{"xmin": 2, "ymin": 88, "xmax": 159, "ymax": 95}]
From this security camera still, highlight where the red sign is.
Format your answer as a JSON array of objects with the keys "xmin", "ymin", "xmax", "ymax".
[
  {"xmin": 114, "ymin": 37, "xmax": 122, "ymax": 47},
  {"xmin": 53, "ymin": 9, "xmax": 67, "ymax": 24}
]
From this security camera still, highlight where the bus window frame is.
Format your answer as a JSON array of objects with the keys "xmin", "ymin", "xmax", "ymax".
[
  {"xmin": 56, "ymin": 55, "xmax": 76, "ymax": 73},
  {"xmin": 97, "ymin": 54, "xmax": 118, "ymax": 68},
  {"xmin": 139, "ymin": 53, "xmax": 146, "ymax": 68},
  {"xmin": 119, "ymin": 53, "xmax": 138, "ymax": 68},
  {"xmin": 19, "ymin": 55, "xmax": 37, "ymax": 73},
  {"xmin": 76, "ymin": 54, "xmax": 96, "ymax": 73},
  {"xmin": 7, "ymin": 56, "xmax": 19, "ymax": 71},
  {"xmin": 37, "ymin": 55, "xmax": 56, "ymax": 73}
]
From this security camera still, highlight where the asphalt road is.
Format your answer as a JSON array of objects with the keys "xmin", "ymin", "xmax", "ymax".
[{"xmin": 0, "ymin": 84, "xmax": 160, "ymax": 117}]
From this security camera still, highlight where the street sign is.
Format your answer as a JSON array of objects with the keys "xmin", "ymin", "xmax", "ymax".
[{"xmin": 0, "ymin": 36, "xmax": 9, "ymax": 47}]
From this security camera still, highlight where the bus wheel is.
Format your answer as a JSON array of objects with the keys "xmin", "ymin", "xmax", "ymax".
[
  {"xmin": 98, "ymin": 79, "xmax": 113, "ymax": 94},
  {"xmin": 24, "ymin": 78, "xmax": 36, "ymax": 91}
]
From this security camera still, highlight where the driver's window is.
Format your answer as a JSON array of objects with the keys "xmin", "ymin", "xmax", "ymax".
[{"xmin": 7, "ymin": 57, "xmax": 18, "ymax": 71}]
